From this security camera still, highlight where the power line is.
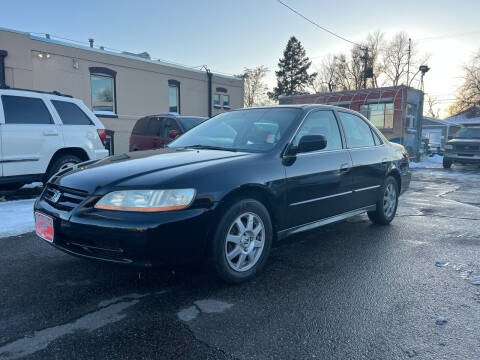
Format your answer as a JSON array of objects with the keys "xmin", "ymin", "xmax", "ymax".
[{"xmin": 276, "ymin": 0, "xmax": 364, "ymax": 48}]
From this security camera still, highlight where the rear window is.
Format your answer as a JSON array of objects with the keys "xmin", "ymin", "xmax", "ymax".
[
  {"xmin": 2, "ymin": 95, "xmax": 52, "ymax": 124},
  {"xmin": 132, "ymin": 117, "xmax": 150, "ymax": 135},
  {"xmin": 179, "ymin": 117, "xmax": 206, "ymax": 131},
  {"xmin": 52, "ymin": 100, "xmax": 93, "ymax": 125}
]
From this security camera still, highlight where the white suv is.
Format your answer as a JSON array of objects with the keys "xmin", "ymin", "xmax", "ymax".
[{"xmin": 0, "ymin": 89, "xmax": 109, "ymax": 190}]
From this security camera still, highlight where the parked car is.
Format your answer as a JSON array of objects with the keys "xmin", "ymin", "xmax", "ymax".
[
  {"xmin": 443, "ymin": 127, "xmax": 480, "ymax": 168},
  {"xmin": 129, "ymin": 114, "xmax": 207, "ymax": 151},
  {"xmin": 34, "ymin": 105, "xmax": 410, "ymax": 283},
  {"xmin": 0, "ymin": 88, "xmax": 109, "ymax": 190}
]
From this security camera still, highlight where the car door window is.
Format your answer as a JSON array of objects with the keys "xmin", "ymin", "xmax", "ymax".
[
  {"xmin": 51, "ymin": 100, "xmax": 93, "ymax": 125},
  {"xmin": 2, "ymin": 95, "xmax": 52, "ymax": 124},
  {"xmin": 147, "ymin": 117, "xmax": 164, "ymax": 137},
  {"xmin": 163, "ymin": 118, "xmax": 181, "ymax": 137},
  {"xmin": 292, "ymin": 110, "xmax": 342, "ymax": 151},
  {"xmin": 338, "ymin": 112, "xmax": 375, "ymax": 148}
]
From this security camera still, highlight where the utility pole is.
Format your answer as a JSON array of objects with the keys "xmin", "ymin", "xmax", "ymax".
[
  {"xmin": 361, "ymin": 47, "xmax": 369, "ymax": 89},
  {"xmin": 406, "ymin": 38, "xmax": 411, "ymax": 86}
]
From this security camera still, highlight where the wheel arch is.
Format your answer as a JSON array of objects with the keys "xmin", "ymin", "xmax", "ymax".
[
  {"xmin": 215, "ymin": 184, "xmax": 281, "ymax": 237},
  {"xmin": 387, "ymin": 167, "xmax": 401, "ymax": 193},
  {"xmin": 44, "ymin": 147, "xmax": 90, "ymax": 180}
]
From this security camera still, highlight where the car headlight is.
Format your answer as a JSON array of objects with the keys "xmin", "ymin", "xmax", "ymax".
[
  {"xmin": 445, "ymin": 144, "xmax": 453, "ymax": 150},
  {"xmin": 94, "ymin": 189, "xmax": 196, "ymax": 212}
]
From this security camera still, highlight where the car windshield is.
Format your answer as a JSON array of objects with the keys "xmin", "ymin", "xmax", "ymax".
[
  {"xmin": 178, "ymin": 117, "xmax": 206, "ymax": 131},
  {"xmin": 455, "ymin": 127, "xmax": 480, "ymax": 139},
  {"xmin": 169, "ymin": 108, "xmax": 302, "ymax": 153}
]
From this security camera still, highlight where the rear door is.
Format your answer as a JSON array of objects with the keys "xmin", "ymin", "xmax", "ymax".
[
  {"xmin": 1, "ymin": 93, "xmax": 64, "ymax": 177},
  {"xmin": 50, "ymin": 99, "xmax": 99, "ymax": 157},
  {"xmin": 337, "ymin": 111, "xmax": 386, "ymax": 209},
  {"xmin": 130, "ymin": 116, "xmax": 151, "ymax": 151},
  {"xmin": 284, "ymin": 110, "xmax": 353, "ymax": 228}
]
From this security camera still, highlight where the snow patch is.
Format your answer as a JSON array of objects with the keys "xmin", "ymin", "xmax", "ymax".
[
  {"xmin": 21, "ymin": 182, "xmax": 43, "ymax": 189},
  {"xmin": 409, "ymin": 155, "xmax": 443, "ymax": 169},
  {"xmin": 0, "ymin": 199, "xmax": 36, "ymax": 237}
]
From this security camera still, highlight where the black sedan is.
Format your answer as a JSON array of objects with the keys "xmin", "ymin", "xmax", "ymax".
[{"xmin": 34, "ymin": 105, "xmax": 411, "ymax": 283}]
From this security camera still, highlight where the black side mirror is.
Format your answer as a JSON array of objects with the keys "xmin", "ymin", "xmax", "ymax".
[{"xmin": 295, "ymin": 135, "xmax": 327, "ymax": 154}]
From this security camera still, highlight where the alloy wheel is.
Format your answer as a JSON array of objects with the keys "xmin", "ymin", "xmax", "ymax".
[
  {"xmin": 224, "ymin": 212, "xmax": 265, "ymax": 272},
  {"xmin": 383, "ymin": 183, "xmax": 397, "ymax": 219}
]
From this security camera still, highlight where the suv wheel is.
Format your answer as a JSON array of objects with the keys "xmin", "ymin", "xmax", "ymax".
[
  {"xmin": 443, "ymin": 158, "xmax": 452, "ymax": 169},
  {"xmin": 368, "ymin": 176, "xmax": 399, "ymax": 225},
  {"xmin": 210, "ymin": 199, "xmax": 272, "ymax": 283},
  {"xmin": 45, "ymin": 154, "xmax": 82, "ymax": 183}
]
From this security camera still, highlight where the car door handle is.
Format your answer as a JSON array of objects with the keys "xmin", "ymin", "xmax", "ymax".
[
  {"xmin": 340, "ymin": 163, "xmax": 350, "ymax": 172},
  {"xmin": 43, "ymin": 129, "xmax": 59, "ymax": 136}
]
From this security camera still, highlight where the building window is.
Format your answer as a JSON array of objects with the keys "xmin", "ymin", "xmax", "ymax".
[
  {"xmin": 214, "ymin": 94, "xmax": 221, "ymax": 108},
  {"xmin": 360, "ymin": 103, "xmax": 393, "ymax": 129},
  {"xmin": 89, "ymin": 67, "xmax": 117, "ymax": 116},
  {"xmin": 222, "ymin": 95, "xmax": 230, "ymax": 109},
  {"xmin": 168, "ymin": 79, "xmax": 180, "ymax": 114}
]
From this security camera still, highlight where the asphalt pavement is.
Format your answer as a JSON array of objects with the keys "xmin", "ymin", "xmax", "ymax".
[{"xmin": 1, "ymin": 167, "xmax": 480, "ymax": 359}]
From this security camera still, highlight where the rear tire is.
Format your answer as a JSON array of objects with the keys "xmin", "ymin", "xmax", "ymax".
[
  {"xmin": 368, "ymin": 176, "xmax": 399, "ymax": 225},
  {"xmin": 443, "ymin": 158, "xmax": 452, "ymax": 169},
  {"xmin": 44, "ymin": 154, "xmax": 82, "ymax": 183},
  {"xmin": 210, "ymin": 199, "xmax": 272, "ymax": 283}
]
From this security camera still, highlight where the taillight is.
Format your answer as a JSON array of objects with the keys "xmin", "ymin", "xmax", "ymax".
[{"xmin": 97, "ymin": 129, "xmax": 106, "ymax": 147}]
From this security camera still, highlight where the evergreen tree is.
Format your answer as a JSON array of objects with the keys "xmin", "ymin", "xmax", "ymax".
[{"xmin": 269, "ymin": 36, "xmax": 317, "ymax": 100}]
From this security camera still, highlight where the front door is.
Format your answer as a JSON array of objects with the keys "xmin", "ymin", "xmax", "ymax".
[
  {"xmin": 284, "ymin": 110, "xmax": 353, "ymax": 229},
  {"xmin": 337, "ymin": 111, "xmax": 386, "ymax": 209},
  {"xmin": 1, "ymin": 94, "xmax": 63, "ymax": 177}
]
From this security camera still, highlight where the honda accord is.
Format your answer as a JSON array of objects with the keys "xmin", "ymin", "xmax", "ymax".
[{"xmin": 34, "ymin": 105, "xmax": 410, "ymax": 283}]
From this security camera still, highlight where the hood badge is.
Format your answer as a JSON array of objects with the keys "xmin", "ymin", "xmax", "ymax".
[{"xmin": 50, "ymin": 189, "xmax": 62, "ymax": 203}]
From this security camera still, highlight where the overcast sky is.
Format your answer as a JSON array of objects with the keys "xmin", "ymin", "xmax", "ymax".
[{"xmin": 2, "ymin": 0, "xmax": 479, "ymax": 116}]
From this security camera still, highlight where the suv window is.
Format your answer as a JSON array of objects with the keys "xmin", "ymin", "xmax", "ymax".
[
  {"xmin": 2, "ymin": 95, "xmax": 52, "ymax": 124},
  {"xmin": 132, "ymin": 117, "xmax": 150, "ymax": 135},
  {"xmin": 147, "ymin": 117, "xmax": 164, "ymax": 137},
  {"xmin": 293, "ymin": 110, "xmax": 342, "ymax": 151},
  {"xmin": 52, "ymin": 100, "xmax": 93, "ymax": 125},
  {"xmin": 164, "ymin": 118, "xmax": 181, "ymax": 137},
  {"xmin": 338, "ymin": 112, "xmax": 375, "ymax": 148}
]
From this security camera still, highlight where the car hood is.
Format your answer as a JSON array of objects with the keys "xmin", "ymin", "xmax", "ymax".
[{"xmin": 51, "ymin": 148, "xmax": 251, "ymax": 193}]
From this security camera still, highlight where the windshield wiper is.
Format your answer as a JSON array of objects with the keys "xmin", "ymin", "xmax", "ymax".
[{"xmin": 186, "ymin": 145, "xmax": 237, "ymax": 152}]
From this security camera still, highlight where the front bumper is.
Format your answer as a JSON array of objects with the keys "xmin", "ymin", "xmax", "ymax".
[
  {"xmin": 445, "ymin": 153, "xmax": 480, "ymax": 163},
  {"xmin": 34, "ymin": 191, "xmax": 214, "ymax": 267}
]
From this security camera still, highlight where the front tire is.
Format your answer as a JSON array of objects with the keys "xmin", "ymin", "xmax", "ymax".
[
  {"xmin": 44, "ymin": 154, "xmax": 82, "ymax": 183},
  {"xmin": 210, "ymin": 199, "xmax": 272, "ymax": 283},
  {"xmin": 443, "ymin": 158, "xmax": 452, "ymax": 169},
  {"xmin": 368, "ymin": 176, "xmax": 399, "ymax": 225}
]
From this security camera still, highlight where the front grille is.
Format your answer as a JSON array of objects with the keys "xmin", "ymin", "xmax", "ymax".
[
  {"xmin": 455, "ymin": 144, "xmax": 479, "ymax": 152},
  {"xmin": 43, "ymin": 185, "xmax": 88, "ymax": 212}
]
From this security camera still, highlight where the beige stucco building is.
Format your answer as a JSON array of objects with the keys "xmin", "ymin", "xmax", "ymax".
[{"xmin": 0, "ymin": 27, "xmax": 244, "ymax": 154}]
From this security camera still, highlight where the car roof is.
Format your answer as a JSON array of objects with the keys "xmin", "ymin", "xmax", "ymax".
[
  {"xmin": 236, "ymin": 104, "xmax": 360, "ymax": 113},
  {"xmin": 146, "ymin": 114, "xmax": 207, "ymax": 119}
]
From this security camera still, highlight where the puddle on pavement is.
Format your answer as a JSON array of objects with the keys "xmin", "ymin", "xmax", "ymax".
[{"xmin": 177, "ymin": 299, "xmax": 234, "ymax": 322}]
